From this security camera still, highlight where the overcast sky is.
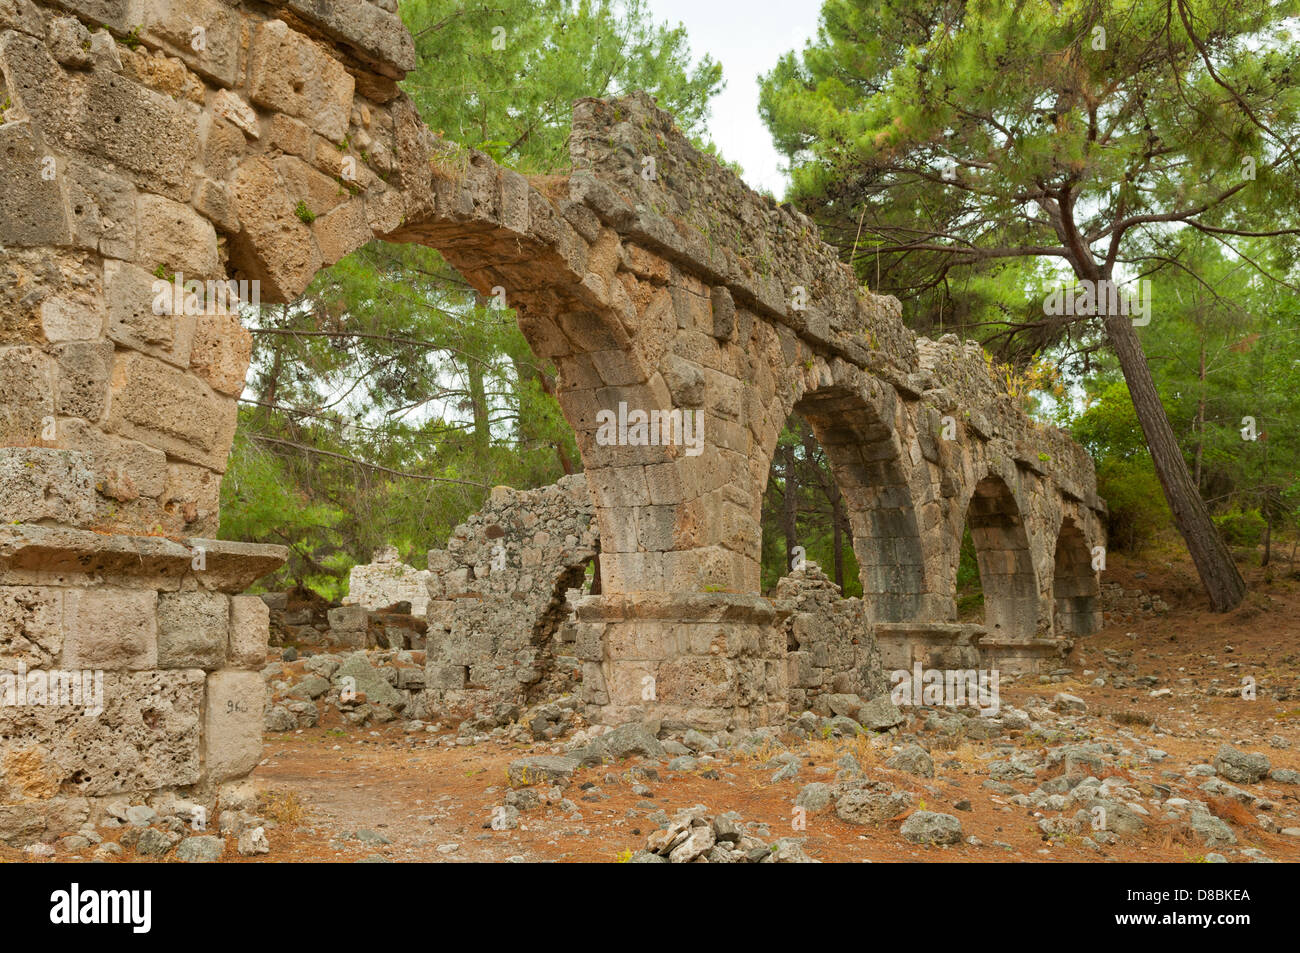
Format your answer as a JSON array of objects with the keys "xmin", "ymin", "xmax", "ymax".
[{"xmin": 642, "ymin": 0, "xmax": 822, "ymax": 198}]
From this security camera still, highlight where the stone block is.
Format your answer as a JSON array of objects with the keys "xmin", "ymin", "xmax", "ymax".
[
  {"xmin": 327, "ymin": 605, "xmax": 368, "ymax": 632},
  {"xmin": 54, "ymin": 341, "xmax": 112, "ymax": 420},
  {"xmin": 138, "ymin": 0, "xmax": 244, "ymax": 88},
  {"xmin": 203, "ymin": 670, "xmax": 264, "ymax": 782},
  {"xmin": 53, "ymin": 418, "xmax": 168, "ymax": 503},
  {"xmin": 49, "ymin": 17, "xmax": 92, "ymax": 69},
  {"xmin": 0, "ymin": 120, "xmax": 72, "ymax": 246},
  {"xmin": 106, "ymin": 351, "xmax": 238, "ymax": 472},
  {"xmin": 203, "ymin": 116, "xmax": 246, "ymax": 177},
  {"xmin": 161, "ymin": 463, "xmax": 221, "ymax": 534},
  {"xmin": 104, "ymin": 258, "xmax": 195, "ymax": 366},
  {"xmin": 62, "ymin": 588, "xmax": 158, "ymax": 670},
  {"xmin": 247, "ymin": 19, "xmax": 354, "ymax": 143},
  {"xmin": 157, "ymin": 591, "xmax": 229, "ymax": 670},
  {"xmin": 193, "ymin": 178, "xmax": 239, "ymax": 235},
  {"xmin": 41, "ymin": 293, "xmax": 106, "ymax": 344},
  {"xmin": 0, "ymin": 670, "xmax": 204, "ymax": 798},
  {"xmin": 136, "ymin": 194, "xmax": 221, "ymax": 279},
  {"xmin": 228, "ymin": 156, "xmax": 323, "ymax": 302},
  {"xmin": 0, "ymin": 445, "xmax": 96, "ymax": 526},
  {"xmin": 277, "ymin": 0, "xmax": 416, "ymax": 77},
  {"xmin": 312, "ymin": 199, "xmax": 372, "ymax": 266},
  {"xmin": 0, "ymin": 0, "xmax": 43, "ymax": 36},
  {"xmin": 0, "ymin": 585, "xmax": 63, "ymax": 668},
  {"xmin": 268, "ymin": 113, "xmax": 312, "ymax": 157},
  {"xmin": 189, "ymin": 310, "xmax": 252, "ymax": 396},
  {"xmin": 228, "ymin": 595, "xmax": 270, "ymax": 669}
]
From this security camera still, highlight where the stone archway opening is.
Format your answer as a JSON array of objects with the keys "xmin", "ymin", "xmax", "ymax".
[
  {"xmin": 962, "ymin": 476, "xmax": 1039, "ymax": 642},
  {"xmin": 792, "ymin": 386, "xmax": 927, "ymax": 623},
  {"xmin": 1053, "ymin": 516, "xmax": 1101, "ymax": 636},
  {"xmin": 759, "ymin": 411, "xmax": 859, "ymax": 596}
]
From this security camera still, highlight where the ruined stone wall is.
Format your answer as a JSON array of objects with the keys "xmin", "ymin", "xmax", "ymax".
[
  {"xmin": 770, "ymin": 563, "xmax": 887, "ymax": 715},
  {"xmin": 423, "ymin": 475, "xmax": 598, "ymax": 718},
  {"xmin": 344, "ymin": 546, "xmax": 431, "ymax": 617}
]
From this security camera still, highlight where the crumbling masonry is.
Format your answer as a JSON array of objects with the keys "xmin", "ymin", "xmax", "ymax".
[{"xmin": 0, "ymin": 0, "xmax": 1105, "ymax": 838}]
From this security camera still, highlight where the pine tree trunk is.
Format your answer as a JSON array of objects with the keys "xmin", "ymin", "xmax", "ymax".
[
  {"xmin": 831, "ymin": 491, "xmax": 845, "ymax": 590},
  {"xmin": 1103, "ymin": 314, "xmax": 1246, "ymax": 611},
  {"xmin": 1194, "ymin": 341, "xmax": 1206, "ymax": 489},
  {"xmin": 781, "ymin": 444, "xmax": 799, "ymax": 572}
]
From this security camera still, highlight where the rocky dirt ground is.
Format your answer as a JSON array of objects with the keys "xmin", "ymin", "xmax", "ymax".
[{"xmin": 4, "ymin": 552, "xmax": 1298, "ymax": 864}]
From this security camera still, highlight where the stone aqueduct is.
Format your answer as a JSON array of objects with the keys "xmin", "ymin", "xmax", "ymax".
[{"xmin": 0, "ymin": 0, "xmax": 1105, "ymax": 835}]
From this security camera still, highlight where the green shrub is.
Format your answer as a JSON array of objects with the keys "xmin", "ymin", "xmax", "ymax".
[
  {"xmin": 1095, "ymin": 457, "xmax": 1169, "ymax": 552},
  {"xmin": 1212, "ymin": 508, "xmax": 1266, "ymax": 546}
]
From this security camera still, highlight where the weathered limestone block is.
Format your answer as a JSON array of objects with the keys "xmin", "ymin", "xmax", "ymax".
[
  {"xmin": 40, "ymin": 288, "xmax": 107, "ymax": 343},
  {"xmin": 0, "ymin": 346, "xmax": 55, "ymax": 444},
  {"xmin": 203, "ymin": 670, "xmax": 264, "ymax": 782},
  {"xmin": 0, "ymin": 670, "xmax": 204, "ymax": 804},
  {"xmin": 271, "ymin": 0, "xmax": 417, "ymax": 78},
  {"xmin": 313, "ymin": 199, "xmax": 373, "ymax": 265},
  {"xmin": 0, "ymin": 448, "xmax": 96, "ymax": 526},
  {"xmin": 0, "ymin": 0, "xmax": 44, "ymax": 36},
  {"xmin": 0, "ymin": 119, "xmax": 74, "ymax": 246},
  {"xmin": 136, "ymin": 0, "xmax": 245, "ymax": 88},
  {"xmin": 104, "ymin": 259, "xmax": 195, "ymax": 366},
  {"xmin": 248, "ymin": 19, "xmax": 354, "ymax": 143},
  {"xmin": 62, "ymin": 588, "xmax": 158, "ymax": 670},
  {"xmin": 189, "ymin": 310, "xmax": 253, "ymax": 396},
  {"xmin": 53, "ymin": 340, "xmax": 112, "ymax": 419},
  {"xmin": 326, "ymin": 604, "xmax": 368, "ymax": 648},
  {"xmin": 161, "ymin": 463, "xmax": 223, "ymax": 535},
  {"xmin": 157, "ymin": 591, "xmax": 229, "ymax": 670},
  {"xmin": 136, "ymin": 194, "xmax": 222, "ymax": 279},
  {"xmin": 228, "ymin": 595, "xmax": 270, "ymax": 669},
  {"xmin": 48, "ymin": 15, "xmax": 92, "ymax": 68},
  {"xmin": 106, "ymin": 351, "xmax": 238, "ymax": 472},
  {"xmin": 194, "ymin": 177, "xmax": 240, "ymax": 234},
  {"xmin": 0, "ymin": 585, "xmax": 63, "ymax": 668},
  {"xmin": 229, "ymin": 155, "xmax": 324, "ymax": 301}
]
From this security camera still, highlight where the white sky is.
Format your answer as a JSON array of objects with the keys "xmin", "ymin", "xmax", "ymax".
[{"xmin": 642, "ymin": 0, "xmax": 823, "ymax": 198}]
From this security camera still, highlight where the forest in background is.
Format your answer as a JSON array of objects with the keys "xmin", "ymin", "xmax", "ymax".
[{"xmin": 220, "ymin": 0, "xmax": 1300, "ymax": 604}]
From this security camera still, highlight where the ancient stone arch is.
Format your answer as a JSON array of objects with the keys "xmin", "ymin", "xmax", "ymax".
[
  {"xmin": 1052, "ymin": 515, "xmax": 1103, "ymax": 636},
  {"xmin": 769, "ymin": 373, "xmax": 928, "ymax": 624},
  {"xmin": 961, "ymin": 474, "xmax": 1040, "ymax": 641},
  {"xmin": 0, "ymin": 0, "xmax": 1109, "ymax": 835}
]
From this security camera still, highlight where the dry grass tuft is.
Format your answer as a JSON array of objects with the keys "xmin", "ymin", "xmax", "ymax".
[{"xmin": 257, "ymin": 789, "xmax": 307, "ymax": 827}]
